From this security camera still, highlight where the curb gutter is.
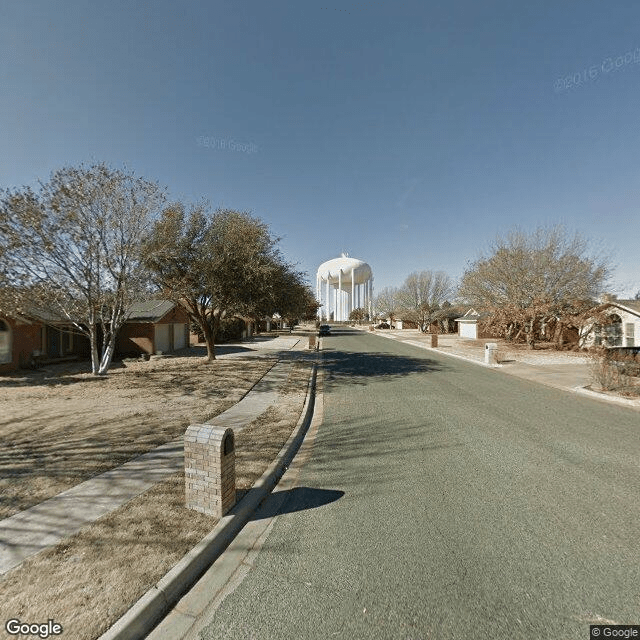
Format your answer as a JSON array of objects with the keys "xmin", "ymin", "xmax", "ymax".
[
  {"xmin": 99, "ymin": 362, "xmax": 318, "ymax": 640},
  {"xmin": 573, "ymin": 385, "xmax": 640, "ymax": 407}
]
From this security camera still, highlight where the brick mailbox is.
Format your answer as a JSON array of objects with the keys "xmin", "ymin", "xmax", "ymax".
[
  {"xmin": 184, "ymin": 425, "xmax": 236, "ymax": 517},
  {"xmin": 308, "ymin": 335, "xmax": 316, "ymax": 349}
]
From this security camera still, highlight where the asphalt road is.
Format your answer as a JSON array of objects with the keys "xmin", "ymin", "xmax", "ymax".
[{"xmin": 196, "ymin": 328, "xmax": 640, "ymax": 639}]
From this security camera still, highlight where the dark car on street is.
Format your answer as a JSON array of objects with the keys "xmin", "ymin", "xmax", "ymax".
[{"xmin": 318, "ymin": 324, "xmax": 331, "ymax": 336}]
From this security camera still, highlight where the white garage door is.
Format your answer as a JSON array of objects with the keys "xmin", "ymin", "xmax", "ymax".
[
  {"xmin": 173, "ymin": 323, "xmax": 186, "ymax": 350},
  {"xmin": 155, "ymin": 324, "xmax": 171, "ymax": 353},
  {"xmin": 459, "ymin": 322, "xmax": 477, "ymax": 339}
]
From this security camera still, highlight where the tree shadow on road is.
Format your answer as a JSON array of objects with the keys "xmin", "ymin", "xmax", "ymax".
[
  {"xmin": 320, "ymin": 349, "xmax": 446, "ymax": 388},
  {"xmin": 306, "ymin": 414, "xmax": 465, "ymax": 495},
  {"xmin": 250, "ymin": 486, "xmax": 345, "ymax": 520}
]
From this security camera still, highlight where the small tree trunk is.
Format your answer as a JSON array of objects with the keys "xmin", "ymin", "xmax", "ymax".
[
  {"xmin": 202, "ymin": 320, "xmax": 216, "ymax": 361},
  {"xmin": 89, "ymin": 323, "xmax": 100, "ymax": 375},
  {"xmin": 506, "ymin": 324, "xmax": 513, "ymax": 342},
  {"xmin": 526, "ymin": 320, "xmax": 536, "ymax": 350},
  {"xmin": 98, "ymin": 333, "xmax": 117, "ymax": 375},
  {"xmin": 554, "ymin": 321, "xmax": 564, "ymax": 349}
]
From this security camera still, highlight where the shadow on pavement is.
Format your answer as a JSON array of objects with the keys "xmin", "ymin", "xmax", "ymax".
[
  {"xmin": 251, "ymin": 486, "xmax": 345, "ymax": 521},
  {"xmin": 211, "ymin": 345, "xmax": 256, "ymax": 356},
  {"xmin": 320, "ymin": 350, "xmax": 446, "ymax": 387}
]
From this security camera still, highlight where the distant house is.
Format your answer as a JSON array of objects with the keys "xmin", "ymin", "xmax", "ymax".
[
  {"xmin": 0, "ymin": 311, "xmax": 90, "ymax": 374},
  {"xmin": 394, "ymin": 318, "xmax": 418, "ymax": 330},
  {"xmin": 455, "ymin": 307, "xmax": 482, "ymax": 339},
  {"xmin": 0, "ymin": 314, "xmax": 42, "ymax": 374},
  {"xmin": 581, "ymin": 297, "xmax": 640, "ymax": 349},
  {"xmin": 31, "ymin": 309, "xmax": 91, "ymax": 361},
  {"xmin": 453, "ymin": 307, "xmax": 496, "ymax": 339},
  {"xmin": 387, "ymin": 306, "xmax": 469, "ymax": 333},
  {"xmin": 116, "ymin": 300, "xmax": 190, "ymax": 356}
]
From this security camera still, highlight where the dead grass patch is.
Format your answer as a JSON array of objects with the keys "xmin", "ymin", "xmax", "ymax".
[
  {"xmin": 0, "ymin": 355, "xmax": 276, "ymax": 519},
  {"xmin": 0, "ymin": 361, "xmax": 311, "ymax": 640}
]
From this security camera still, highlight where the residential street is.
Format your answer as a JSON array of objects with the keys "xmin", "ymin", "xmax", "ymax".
[{"xmin": 196, "ymin": 327, "xmax": 640, "ymax": 639}]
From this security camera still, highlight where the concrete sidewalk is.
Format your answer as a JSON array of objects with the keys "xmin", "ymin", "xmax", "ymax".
[
  {"xmin": 367, "ymin": 328, "xmax": 640, "ymax": 409},
  {"xmin": 0, "ymin": 335, "xmax": 307, "ymax": 576}
]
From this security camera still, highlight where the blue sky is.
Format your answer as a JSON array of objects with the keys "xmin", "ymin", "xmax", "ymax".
[{"xmin": 1, "ymin": 0, "xmax": 639, "ymax": 297}]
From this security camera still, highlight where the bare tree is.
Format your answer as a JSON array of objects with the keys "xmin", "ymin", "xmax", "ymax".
[
  {"xmin": 459, "ymin": 225, "xmax": 611, "ymax": 349},
  {"xmin": 396, "ymin": 270, "xmax": 455, "ymax": 332},
  {"xmin": 144, "ymin": 203, "xmax": 297, "ymax": 360},
  {"xmin": 349, "ymin": 307, "xmax": 367, "ymax": 324},
  {"xmin": 374, "ymin": 286, "xmax": 401, "ymax": 327},
  {"xmin": 0, "ymin": 163, "xmax": 165, "ymax": 374}
]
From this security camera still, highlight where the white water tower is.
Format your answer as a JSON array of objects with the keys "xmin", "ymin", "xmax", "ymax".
[{"xmin": 316, "ymin": 254, "xmax": 374, "ymax": 322}]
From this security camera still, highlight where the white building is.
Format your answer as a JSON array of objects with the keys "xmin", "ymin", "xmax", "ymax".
[
  {"xmin": 455, "ymin": 308, "xmax": 482, "ymax": 339},
  {"xmin": 581, "ymin": 298, "xmax": 640, "ymax": 348},
  {"xmin": 317, "ymin": 254, "xmax": 373, "ymax": 322}
]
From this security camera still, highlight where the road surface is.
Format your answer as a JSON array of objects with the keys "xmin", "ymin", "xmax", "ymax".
[{"xmin": 196, "ymin": 327, "xmax": 640, "ymax": 639}]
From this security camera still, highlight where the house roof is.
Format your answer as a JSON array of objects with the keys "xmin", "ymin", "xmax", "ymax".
[
  {"xmin": 617, "ymin": 299, "xmax": 640, "ymax": 312},
  {"xmin": 124, "ymin": 300, "xmax": 178, "ymax": 323},
  {"xmin": 604, "ymin": 299, "xmax": 640, "ymax": 317},
  {"xmin": 0, "ymin": 311, "xmax": 36, "ymax": 325},
  {"xmin": 454, "ymin": 307, "xmax": 490, "ymax": 322}
]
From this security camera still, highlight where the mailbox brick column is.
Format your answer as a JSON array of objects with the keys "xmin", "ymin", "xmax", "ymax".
[{"xmin": 184, "ymin": 424, "xmax": 235, "ymax": 517}]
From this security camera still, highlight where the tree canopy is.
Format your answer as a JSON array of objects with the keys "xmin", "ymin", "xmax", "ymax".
[
  {"xmin": 143, "ymin": 203, "xmax": 311, "ymax": 359},
  {"xmin": 396, "ymin": 270, "xmax": 455, "ymax": 332},
  {"xmin": 459, "ymin": 225, "xmax": 612, "ymax": 348},
  {"xmin": 0, "ymin": 162, "xmax": 165, "ymax": 373},
  {"xmin": 374, "ymin": 286, "xmax": 401, "ymax": 325}
]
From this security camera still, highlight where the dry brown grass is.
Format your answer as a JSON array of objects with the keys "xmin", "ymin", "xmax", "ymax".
[
  {"xmin": 0, "ymin": 354, "xmax": 276, "ymax": 519},
  {"xmin": 0, "ymin": 360, "xmax": 312, "ymax": 640}
]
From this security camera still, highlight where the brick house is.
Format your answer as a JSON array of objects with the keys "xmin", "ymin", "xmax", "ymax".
[
  {"xmin": 0, "ymin": 315, "xmax": 42, "ymax": 374},
  {"xmin": 0, "ymin": 312, "xmax": 91, "ymax": 374},
  {"xmin": 116, "ymin": 300, "xmax": 190, "ymax": 356},
  {"xmin": 34, "ymin": 310, "xmax": 91, "ymax": 361},
  {"xmin": 1, "ymin": 299, "xmax": 191, "ymax": 372}
]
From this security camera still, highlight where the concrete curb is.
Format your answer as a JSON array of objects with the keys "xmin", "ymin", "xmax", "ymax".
[
  {"xmin": 573, "ymin": 385, "xmax": 640, "ymax": 407},
  {"xmin": 99, "ymin": 362, "xmax": 318, "ymax": 640},
  {"xmin": 369, "ymin": 330, "xmax": 501, "ymax": 367}
]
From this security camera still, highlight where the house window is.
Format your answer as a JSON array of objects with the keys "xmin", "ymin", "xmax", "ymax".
[
  {"xmin": 0, "ymin": 320, "xmax": 11, "ymax": 364},
  {"xmin": 625, "ymin": 323, "xmax": 635, "ymax": 347},
  {"xmin": 604, "ymin": 314, "xmax": 623, "ymax": 347}
]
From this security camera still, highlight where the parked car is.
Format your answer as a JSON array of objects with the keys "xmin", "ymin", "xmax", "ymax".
[{"xmin": 318, "ymin": 324, "xmax": 331, "ymax": 336}]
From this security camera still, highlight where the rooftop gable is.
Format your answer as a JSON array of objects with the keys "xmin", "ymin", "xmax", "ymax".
[
  {"xmin": 124, "ymin": 300, "xmax": 177, "ymax": 323},
  {"xmin": 606, "ymin": 299, "xmax": 640, "ymax": 318}
]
